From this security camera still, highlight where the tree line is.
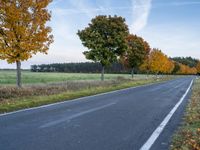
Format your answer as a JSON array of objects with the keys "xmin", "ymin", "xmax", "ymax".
[
  {"xmin": 76, "ymin": 15, "xmax": 200, "ymax": 79},
  {"xmin": 31, "ymin": 62, "xmax": 128, "ymax": 73},
  {"xmin": 31, "ymin": 56, "xmax": 200, "ymax": 75}
]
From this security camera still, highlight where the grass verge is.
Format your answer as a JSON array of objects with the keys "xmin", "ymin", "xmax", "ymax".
[
  {"xmin": 0, "ymin": 77, "xmax": 172, "ymax": 114},
  {"xmin": 171, "ymin": 78, "xmax": 200, "ymax": 150}
]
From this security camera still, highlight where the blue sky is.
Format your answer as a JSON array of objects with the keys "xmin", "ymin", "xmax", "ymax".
[{"xmin": 1, "ymin": 0, "xmax": 200, "ymax": 69}]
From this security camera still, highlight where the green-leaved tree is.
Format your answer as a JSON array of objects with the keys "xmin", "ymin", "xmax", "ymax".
[
  {"xmin": 121, "ymin": 34, "xmax": 150, "ymax": 78},
  {"xmin": 77, "ymin": 15, "xmax": 129, "ymax": 81}
]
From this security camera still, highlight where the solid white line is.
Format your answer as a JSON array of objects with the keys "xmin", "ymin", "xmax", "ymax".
[
  {"xmin": 140, "ymin": 80, "xmax": 193, "ymax": 150},
  {"xmin": 0, "ymin": 80, "xmax": 171, "ymax": 117}
]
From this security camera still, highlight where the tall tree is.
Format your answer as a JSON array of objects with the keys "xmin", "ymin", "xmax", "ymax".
[
  {"xmin": 0, "ymin": 0, "xmax": 53, "ymax": 87},
  {"xmin": 121, "ymin": 34, "xmax": 150, "ymax": 78},
  {"xmin": 77, "ymin": 15, "xmax": 129, "ymax": 81}
]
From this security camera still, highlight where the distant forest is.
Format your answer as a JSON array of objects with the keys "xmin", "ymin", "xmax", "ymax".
[
  {"xmin": 31, "ymin": 62, "xmax": 129, "ymax": 73},
  {"xmin": 171, "ymin": 57, "xmax": 198, "ymax": 68},
  {"xmin": 30, "ymin": 57, "xmax": 199, "ymax": 74}
]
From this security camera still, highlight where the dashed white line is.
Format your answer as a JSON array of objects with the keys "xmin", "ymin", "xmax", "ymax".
[{"xmin": 40, "ymin": 102, "xmax": 116, "ymax": 128}]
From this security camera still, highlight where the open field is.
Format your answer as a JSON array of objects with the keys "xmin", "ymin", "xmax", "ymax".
[
  {"xmin": 171, "ymin": 78, "xmax": 200, "ymax": 150},
  {"xmin": 0, "ymin": 70, "xmax": 154, "ymax": 85}
]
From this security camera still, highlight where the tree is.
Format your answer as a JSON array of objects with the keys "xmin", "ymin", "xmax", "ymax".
[
  {"xmin": 148, "ymin": 49, "xmax": 173, "ymax": 75},
  {"xmin": 0, "ymin": 0, "xmax": 53, "ymax": 87},
  {"xmin": 162, "ymin": 59, "xmax": 174, "ymax": 74},
  {"xmin": 196, "ymin": 61, "xmax": 200, "ymax": 75},
  {"xmin": 121, "ymin": 34, "xmax": 150, "ymax": 78},
  {"xmin": 139, "ymin": 58, "xmax": 150, "ymax": 74},
  {"xmin": 176, "ymin": 63, "xmax": 197, "ymax": 75},
  {"xmin": 172, "ymin": 61, "xmax": 181, "ymax": 74},
  {"xmin": 77, "ymin": 15, "xmax": 129, "ymax": 81}
]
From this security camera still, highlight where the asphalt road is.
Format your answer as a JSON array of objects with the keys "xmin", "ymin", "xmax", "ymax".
[{"xmin": 0, "ymin": 77, "xmax": 193, "ymax": 150}]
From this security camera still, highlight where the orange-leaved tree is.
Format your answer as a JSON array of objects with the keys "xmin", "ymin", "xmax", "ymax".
[
  {"xmin": 148, "ymin": 49, "xmax": 169, "ymax": 75},
  {"xmin": 0, "ymin": 0, "xmax": 53, "ymax": 87},
  {"xmin": 162, "ymin": 59, "xmax": 174, "ymax": 74},
  {"xmin": 141, "ymin": 49, "xmax": 174, "ymax": 75},
  {"xmin": 176, "ymin": 63, "xmax": 197, "ymax": 75}
]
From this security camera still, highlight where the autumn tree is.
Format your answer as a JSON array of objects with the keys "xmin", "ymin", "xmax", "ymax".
[
  {"xmin": 121, "ymin": 34, "xmax": 150, "ymax": 78},
  {"xmin": 139, "ymin": 58, "xmax": 150, "ymax": 73},
  {"xmin": 77, "ymin": 15, "xmax": 129, "ymax": 81},
  {"xmin": 196, "ymin": 61, "xmax": 200, "ymax": 75},
  {"xmin": 175, "ymin": 63, "xmax": 196, "ymax": 75},
  {"xmin": 0, "ymin": 0, "xmax": 53, "ymax": 87},
  {"xmin": 172, "ymin": 61, "xmax": 181, "ymax": 74},
  {"xmin": 148, "ymin": 49, "xmax": 174, "ymax": 75},
  {"xmin": 190, "ymin": 67, "xmax": 197, "ymax": 74},
  {"xmin": 163, "ymin": 59, "xmax": 174, "ymax": 74}
]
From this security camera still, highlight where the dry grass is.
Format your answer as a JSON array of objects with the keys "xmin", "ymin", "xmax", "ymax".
[{"xmin": 0, "ymin": 77, "xmax": 127, "ymax": 102}]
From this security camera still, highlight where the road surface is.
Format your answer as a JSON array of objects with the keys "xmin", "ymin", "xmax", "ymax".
[{"xmin": 0, "ymin": 77, "xmax": 193, "ymax": 150}]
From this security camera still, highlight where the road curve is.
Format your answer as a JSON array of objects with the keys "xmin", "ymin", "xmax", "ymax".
[{"xmin": 0, "ymin": 77, "xmax": 193, "ymax": 150}]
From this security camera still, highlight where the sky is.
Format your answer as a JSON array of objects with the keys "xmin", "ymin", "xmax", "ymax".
[{"xmin": 1, "ymin": 0, "xmax": 200, "ymax": 69}]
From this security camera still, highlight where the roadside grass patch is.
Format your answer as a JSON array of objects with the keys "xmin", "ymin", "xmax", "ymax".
[{"xmin": 171, "ymin": 78, "xmax": 200, "ymax": 150}]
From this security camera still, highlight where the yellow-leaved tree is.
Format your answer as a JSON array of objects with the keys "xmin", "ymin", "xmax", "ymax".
[
  {"xmin": 0, "ymin": 0, "xmax": 53, "ymax": 87},
  {"xmin": 148, "ymin": 48, "xmax": 174, "ymax": 75}
]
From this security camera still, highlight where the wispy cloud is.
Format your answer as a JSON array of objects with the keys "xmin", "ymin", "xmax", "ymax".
[{"xmin": 130, "ymin": 0, "xmax": 152, "ymax": 33}]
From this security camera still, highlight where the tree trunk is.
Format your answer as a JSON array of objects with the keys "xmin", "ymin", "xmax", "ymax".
[
  {"xmin": 155, "ymin": 73, "xmax": 158, "ymax": 80},
  {"xmin": 146, "ymin": 70, "xmax": 149, "ymax": 79},
  {"xmin": 16, "ymin": 61, "xmax": 22, "ymax": 88},
  {"xmin": 101, "ymin": 66, "xmax": 105, "ymax": 81},
  {"xmin": 131, "ymin": 67, "xmax": 134, "ymax": 78}
]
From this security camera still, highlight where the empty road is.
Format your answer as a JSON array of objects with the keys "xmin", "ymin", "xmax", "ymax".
[{"xmin": 0, "ymin": 77, "xmax": 193, "ymax": 150}]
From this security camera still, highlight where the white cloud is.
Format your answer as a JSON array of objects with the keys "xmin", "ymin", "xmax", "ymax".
[{"xmin": 130, "ymin": 0, "xmax": 152, "ymax": 33}]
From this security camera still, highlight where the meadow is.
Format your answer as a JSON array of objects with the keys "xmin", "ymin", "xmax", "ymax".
[{"xmin": 0, "ymin": 70, "xmax": 153, "ymax": 85}]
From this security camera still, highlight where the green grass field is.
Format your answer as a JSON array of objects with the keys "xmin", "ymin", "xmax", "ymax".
[{"xmin": 0, "ymin": 70, "xmax": 153, "ymax": 85}]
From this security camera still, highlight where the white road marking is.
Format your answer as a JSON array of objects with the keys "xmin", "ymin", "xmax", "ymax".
[
  {"xmin": 40, "ymin": 102, "xmax": 116, "ymax": 128},
  {"xmin": 140, "ymin": 80, "xmax": 193, "ymax": 150}
]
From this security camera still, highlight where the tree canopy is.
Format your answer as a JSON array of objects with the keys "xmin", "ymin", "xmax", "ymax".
[
  {"xmin": 121, "ymin": 34, "xmax": 150, "ymax": 77},
  {"xmin": 0, "ymin": 0, "xmax": 53, "ymax": 63},
  {"xmin": 148, "ymin": 49, "xmax": 174, "ymax": 74}
]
